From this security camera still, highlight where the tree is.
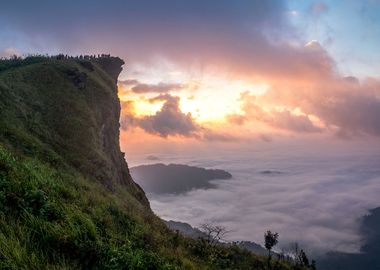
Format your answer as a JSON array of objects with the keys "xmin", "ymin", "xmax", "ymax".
[
  {"xmin": 264, "ymin": 230, "xmax": 279, "ymax": 258},
  {"xmin": 299, "ymin": 249, "xmax": 309, "ymax": 267},
  {"xmin": 287, "ymin": 242, "xmax": 316, "ymax": 269},
  {"xmin": 310, "ymin": 259, "xmax": 316, "ymax": 270},
  {"xmin": 199, "ymin": 223, "xmax": 230, "ymax": 246},
  {"xmin": 264, "ymin": 230, "xmax": 279, "ymax": 269}
]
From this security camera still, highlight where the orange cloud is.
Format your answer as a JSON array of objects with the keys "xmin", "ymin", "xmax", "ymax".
[{"xmin": 228, "ymin": 92, "xmax": 322, "ymax": 133}]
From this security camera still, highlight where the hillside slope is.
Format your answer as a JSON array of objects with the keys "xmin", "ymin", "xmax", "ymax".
[{"xmin": 0, "ymin": 56, "xmax": 310, "ymax": 269}]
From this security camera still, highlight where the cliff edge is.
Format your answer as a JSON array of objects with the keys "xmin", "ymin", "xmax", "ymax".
[{"xmin": 0, "ymin": 56, "xmax": 147, "ymax": 204}]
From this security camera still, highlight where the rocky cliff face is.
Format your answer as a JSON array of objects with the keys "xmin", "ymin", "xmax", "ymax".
[{"xmin": 0, "ymin": 56, "xmax": 148, "ymax": 205}]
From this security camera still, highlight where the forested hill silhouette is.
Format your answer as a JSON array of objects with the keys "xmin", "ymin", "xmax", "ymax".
[{"xmin": 130, "ymin": 163, "xmax": 232, "ymax": 194}]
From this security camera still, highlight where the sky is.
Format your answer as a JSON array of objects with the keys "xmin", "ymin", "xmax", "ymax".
[
  {"xmin": 1, "ymin": 0, "xmax": 380, "ymax": 144},
  {"xmin": 2, "ymin": 0, "xmax": 380, "ymax": 254}
]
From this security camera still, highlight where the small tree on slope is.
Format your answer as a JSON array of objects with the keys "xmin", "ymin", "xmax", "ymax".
[{"xmin": 264, "ymin": 230, "xmax": 279, "ymax": 268}]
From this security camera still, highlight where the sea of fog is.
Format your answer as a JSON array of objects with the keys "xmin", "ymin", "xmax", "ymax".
[{"xmin": 123, "ymin": 138, "xmax": 380, "ymax": 255}]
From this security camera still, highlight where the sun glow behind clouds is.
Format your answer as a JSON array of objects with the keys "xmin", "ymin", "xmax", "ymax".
[
  {"xmin": 180, "ymin": 78, "xmax": 269, "ymax": 123},
  {"xmin": 119, "ymin": 72, "xmax": 270, "ymax": 124}
]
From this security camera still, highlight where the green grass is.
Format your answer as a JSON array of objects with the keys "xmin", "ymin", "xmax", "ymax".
[{"xmin": 0, "ymin": 57, "xmax": 311, "ymax": 269}]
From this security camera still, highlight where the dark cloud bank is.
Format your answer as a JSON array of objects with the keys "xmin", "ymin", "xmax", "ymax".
[{"xmin": 121, "ymin": 94, "xmax": 200, "ymax": 138}]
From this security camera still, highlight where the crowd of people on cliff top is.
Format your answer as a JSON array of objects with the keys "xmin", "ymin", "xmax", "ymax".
[{"xmin": 0, "ymin": 53, "xmax": 113, "ymax": 61}]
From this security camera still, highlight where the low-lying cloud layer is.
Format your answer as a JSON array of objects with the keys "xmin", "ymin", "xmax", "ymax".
[{"xmin": 137, "ymin": 142, "xmax": 380, "ymax": 255}]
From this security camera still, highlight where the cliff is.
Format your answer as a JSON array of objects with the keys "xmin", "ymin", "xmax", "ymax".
[{"xmin": 0, "ymin": 56, "xmax": 147, "ymax": 203}]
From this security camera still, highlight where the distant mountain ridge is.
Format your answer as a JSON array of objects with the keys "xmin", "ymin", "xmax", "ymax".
[{"xmin": 165, "ymin": 220, "xmax": 206, "ymax": 238}]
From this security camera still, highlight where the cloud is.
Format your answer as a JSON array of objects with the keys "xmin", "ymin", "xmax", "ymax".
[
  {"xmin": 201, "ymin": 129, "xmax": 239, "ymax": 142},
  {"xmin": 119, "ymin": 79, "xmax": 139, "ymax": 86},
  {"xmin": 143, "ymin": 142, "xmax": 380, "ymax": 255},
  {"xmin": 3, "ymin": 1, "xmax": 379, "ymax": 139},
  {"xmin": 132, "ymin": 82, "xmax": 184, "ymax": 94},
  {"xmin": 0, "ymin": 47, "xmax": 21, "ymax": 58},
  {"xmin": 260, "ymin": 77, "xmax": 380, "ymax": 138},
  {"xmin": 228, "ymin": 92, "xmax": 322, "ymax": 133},
  {"xmin": 226, "ymin": 71, "xmax": 380, "ymax": 138},
  {"xmin": 0, "ymin": 0, "xmax": 336, "ymax": 82},
  {"xmin": 146, "ymin": 155, "xmax": 160, "ymax": 161},
  {"xmin": 310, "ymin": 2, "xmax": 329, "ymax": 16},
  {"xmin": 258, "ymin": 134, "xmax": 273, "ymax": 142},
  {"xmin": 121, "ymin": 94, "xmax": 240, "ymax": 141},
  {"xmin": 121, "ymin": 94, "xmax": 200, "ymax": 138},
  {"xmin": 269, "ymin": 110, "xmax": 322, "ymax": 133},
  {"xmin": 119, "ymin": 79, "xmax": 185, "ymax": 94},
  {"xmin": 310, "ymin": 91, "xmax": 380, "ymax": 137}
]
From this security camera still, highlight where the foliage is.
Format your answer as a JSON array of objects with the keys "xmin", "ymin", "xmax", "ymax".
[
  {"xmin": 264, "ymin": 231, "xmax": 279, "ymax": 254},
  {"xmin": 199, "ymin": 223, "xmax": 230, "ymax": 246}
]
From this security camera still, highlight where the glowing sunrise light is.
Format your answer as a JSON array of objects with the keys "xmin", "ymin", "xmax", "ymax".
[
  {"xmin": 179, "ymin": 78, "xmax": 269, "ymax": 123},
  {"xmin": 118, "ymin": 64, "xmax": 270, "ymax": 125},
  {"xmin": 133, "ymin": 99, "xmax": 164, "ymax": 116}
]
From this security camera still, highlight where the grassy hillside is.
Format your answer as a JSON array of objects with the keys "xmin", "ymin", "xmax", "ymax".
[{"xmin": 0, "ymin": 56, "xmax": 311, "ymax": 269}]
